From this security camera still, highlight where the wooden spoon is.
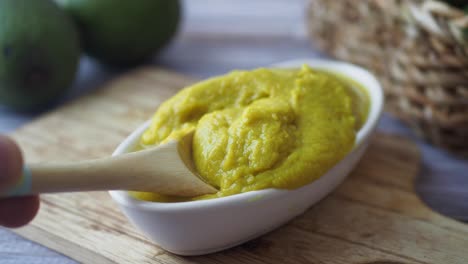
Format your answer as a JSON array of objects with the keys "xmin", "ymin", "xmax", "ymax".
[{"xmin": 2, "ymin": 132, "xmax": 217, "ymax": 198}]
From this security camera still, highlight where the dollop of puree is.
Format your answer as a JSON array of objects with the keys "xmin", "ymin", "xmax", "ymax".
[{"xmin": 132, "ymin": 65, "xmax": 368, "ymax": 202}]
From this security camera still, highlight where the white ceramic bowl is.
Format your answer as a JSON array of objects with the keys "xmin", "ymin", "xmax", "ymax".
[{"xmin": 109, "ymin": 59, "xmax": 384, "ymax": 256}]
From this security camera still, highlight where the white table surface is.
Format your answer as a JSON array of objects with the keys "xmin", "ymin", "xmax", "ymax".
[{"xmin": 1, "ymin": 0, "xmax": 467, "ymax": 263}]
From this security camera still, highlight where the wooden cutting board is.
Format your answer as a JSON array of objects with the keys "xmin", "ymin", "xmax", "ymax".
[{"xmin": 9, "ymin": 67, "xmax": 468, "ymax": 264}]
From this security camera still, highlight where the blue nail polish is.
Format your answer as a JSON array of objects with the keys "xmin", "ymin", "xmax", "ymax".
[{"xmin": 3, "ymin": 166, "xmax": 32, "ymax": 197}]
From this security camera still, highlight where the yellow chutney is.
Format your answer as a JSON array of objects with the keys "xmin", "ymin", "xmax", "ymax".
[{"xmin": 131, "ymin": 65, "xmax": 368, "ymax": 202}]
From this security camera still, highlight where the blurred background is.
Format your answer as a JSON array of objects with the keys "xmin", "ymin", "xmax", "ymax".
[
  {"xmin": 0, "ymin": 0, "xmax": 313, "ymax": 131},
  {"xmin": 1, "ymin": 0, "xmax": 467, "ymax": 262}
]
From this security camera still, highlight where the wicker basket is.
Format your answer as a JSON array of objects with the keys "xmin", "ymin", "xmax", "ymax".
[{"xmin": 307, "ymin": 0, "xmax": 468, "ymax": 156}]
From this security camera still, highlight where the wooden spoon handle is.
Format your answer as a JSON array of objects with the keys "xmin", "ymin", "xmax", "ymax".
[
  {"xmin": 1, "ymin": 147, "xmax": 217, "ymax": 197},
  {"xmin": 1, "ymin": 159, "xmax": 129, "ymax": 198},
  {"xmin": 1, "ymin": 133, "xmax": 217, "ymax": 198}
]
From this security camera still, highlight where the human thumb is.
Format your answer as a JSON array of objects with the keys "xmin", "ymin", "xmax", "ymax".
[{"xmin": 0, "ymin": 135, "xmax": 23, "ymax": 191}]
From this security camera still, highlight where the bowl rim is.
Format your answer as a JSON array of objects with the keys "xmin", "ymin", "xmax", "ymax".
[{"xmin": 109, "ymin": 58, "xmax": 384, "ymax": 211}]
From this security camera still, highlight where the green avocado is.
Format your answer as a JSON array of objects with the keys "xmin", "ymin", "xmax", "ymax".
[
  {"xmin": 56, "ymin": 0, "xmax": 181, "ymax": 66},
  {"xmin": 0, "ymin": 0, "xmax": 80, "ymax": 111}
]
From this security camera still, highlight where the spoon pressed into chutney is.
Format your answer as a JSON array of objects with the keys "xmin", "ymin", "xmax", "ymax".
[{"xmin": 2, "ymin": 131, "xmax": 217, "ymax": 198}]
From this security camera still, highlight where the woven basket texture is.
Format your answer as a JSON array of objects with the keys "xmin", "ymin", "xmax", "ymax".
[{"xmin": 307, "ymin": 0, "xmax": 468, "ymax": 157}]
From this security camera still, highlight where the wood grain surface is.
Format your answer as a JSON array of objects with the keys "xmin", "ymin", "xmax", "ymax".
[{"xmin": 9, "ymin": 67, "xmax": 468, "ymax": 264}]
